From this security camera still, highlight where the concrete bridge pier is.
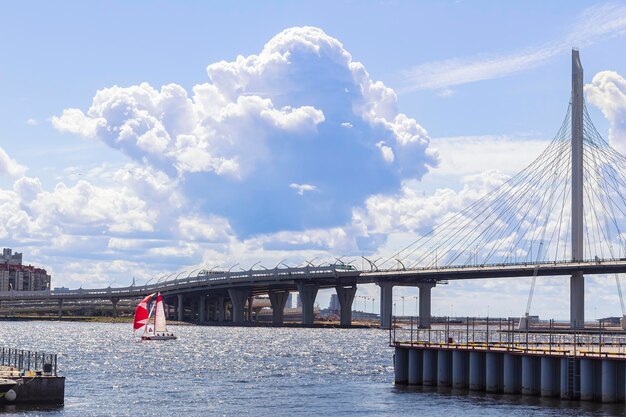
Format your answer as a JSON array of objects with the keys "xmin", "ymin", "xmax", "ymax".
[
  {"xmin": 199, "ymin": 295, "xmax": 206, "ymax": 323},
  {"xmin": 177, "ymin": 294, "xmax": 184, "ymax": 322},
  {"xmin": 228, "ymin": 289, "xmax": 251, "ymax": 324},
  {"xmin": 268, "ymin": 290, "xmax": 289, "ymax": 325},
  {"xmin": 336, "ymin": 284, "xmax": 357, "ymax": 326},
  {"xmin": 247, "ymin": 296, "xmax": 254, "ymax": 322},
  {"xmin": 297, "ymin": 284, "xmax": 319, "ymax": 325},
  {"xmin": 418, "ymin": 283, "xmax": 435, "ymax": 328},
  {"xmin": 111, "ymin": 297, "xmax": 119, "ymax": 318},
  {"xmin": 378, "ymin": 282, "xmax": 393, "ymax": 329},
  {"xmin": 57, "ymin": 299, "xmax": 62, "ymax": 318},
  {"xmin": 217, "ymin": 296, "xmax": 225, "ymax": 322}
]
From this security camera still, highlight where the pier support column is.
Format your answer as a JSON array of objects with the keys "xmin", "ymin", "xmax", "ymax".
[
  {"xmin": 417, "ymin": 283, "xmax": 436, "ymax": 329},
  {"xmin": 268, "ymin": 290, "xmax": 289, "ymax": 325},
  {"xmin": 580, "ymin": 358, "xmax": 597, "ymax": 401},
  {"xmin": 110, "ymin": 298, "xmax": 119, "ymax": 318},
  {"xmin": 452, "ymin": 350, "xmax": 469, "ymax": 389},
  {"xmin": 247, "ymin": 296, "xmax": 254, "ymax": 322},
  {"xmin": 469, "ymin": 351, "xmax": 485, "ymax": 391},
  {"xmin": 540, "ymin": 357, "xmax": 558, "ymax": 397},
  {"xmin": 602, "ymin": 360, "xmax": 617, "ymax": 403},
  {"xmin": 486, "ymin": 352, "xmax": 503, "ymax": 393},
  {"xmin": 394, "ymin": 347, "xmax": 408, "ymax": 385},
  {"xmin": 228, "ymin": 289, "xmax": 251, "ymax": 324},
  {"xmin": 438, "ymin": 350, "xmax": 452, "ymax": 387},
  {"xmin": 199, "ymin": 295, "xmax": 206, "ymax": 323},
  {"xmin": 218, "ymin": 296, "xmax": 225, "ymax": 322},
  {"xmin": 177, "ymin": 294, "xmax": 184, "ymax": 322},
  {"xmin": 423, "ymin": 349, "xmax": 438, "ymax": 386},
  {"xmin": 504, "ymin": 353, "xmax": 521, "ymax": 394},
  {"xmin": 297, "ymin": 284, "xmax": 319, "ymax": 325},
  {"xmin": 336, "ymin": 284, "xmax": 357, "ymax": 327},
  {"xmin": 522, "ymin": 356, "xmax": 540, "ymax": 395},
  {"xmin": 560, "ymin": 357, "xmax": 576, "ymax": 400},
  {"xmin": 408, "ymin": 349, "xmax": 423, "ymax": 385},
  {"xmin": 378, "ymin": 282, "xmax": 393, "ymax": 329},
  {"xmin": 57, "ymin": 299, "xmax": 63, "ymax": 318}
]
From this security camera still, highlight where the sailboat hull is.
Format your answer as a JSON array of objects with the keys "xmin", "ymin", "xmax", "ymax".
[{"xmin": 141, "ymin": 334, "xmax": 177, "ymax": 341}]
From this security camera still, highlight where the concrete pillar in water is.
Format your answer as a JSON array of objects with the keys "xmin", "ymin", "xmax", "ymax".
[
  {"xmin": 504, "ymin": 353, "xmax": 521, "ymax": 394},
  {"xmin": 218, "ymin": 296, "xmax": 225, "ymax": 322},
  {"xmin": 57, "ymin": 299, "xmax": 63, "ymax": 318},
  {"xmin": 602, "ymin": 359, "xmax": 617, "ymax": 403},
  {"xmin": 378, "ymin": 282, "xmax": 393, "ymax": 329},
  {"xmin": 228, "ymin": 288, "xmax": 251, "ymax": 324},
  {"xmin": 438, "ymin": 350, "xmax": 452, "ymax": 387},
  {"xmin": 486, "ymin": 352, "xmax": 503, "ymax": 393},
  {"xmin": 408, "ymin": 349, "xmax": 423, "ymax": 385},
  {"xmin": 423, "ymin": 349, "xmax": 438, "ymax": 386},
  {"xmin": 297, "ymin": 283, "xmax": 319, "ymax": 325},
  {"xmin": 522, "ymin": 355, "xmax": 539, "ymax": 395},
  {"xmin": 452, "ymin": 350, "xmax": 469, "ymax": 389},
  {"xmin": 336, "ymin": 284, "xmax": 357, "ymax": 326},
  {"xmin": 247, "ymin": 296, "xmax": 254, "ymax": 322},
  {"xmin": 540, "ymin": 357, "xmax": 558, "ymax": 397},
  {"xmin": 268, "ymin": 290, "xmax": 289, "ymax": 325},
  {"xmin": 418, "ymin": 283, "xmax": 436, "ymax": 329},
  {"xmin": 469, "ymin": 351, "xmax": 485, "ymax": 391},
  {"xmin": 580, "ymin": 358, "xmax": 596, "ymax": 401},
  {"xmin": 111, "ymin": 297, "xmax": 119, "ymax": 318},
  {"xmin": 394, "ymin": 347, "xmax": 408, "ymax": 385},
  {"xmin": 177, "ymin": 293, "xmax": 184, "ymax": 322},
  {"xmin": 199, "ymin": 295, "xmax": 206, "ymax": 323}
]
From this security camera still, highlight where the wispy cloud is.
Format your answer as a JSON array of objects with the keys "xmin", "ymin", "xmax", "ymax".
[{"xmin": 399, "ymin": 3, "xmax": 626, "ymax": 92}]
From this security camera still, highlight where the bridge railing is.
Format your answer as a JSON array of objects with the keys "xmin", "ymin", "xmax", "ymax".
[{"xmin": 391, "ymin": 316, "xmax": 626, "ymax": 358}]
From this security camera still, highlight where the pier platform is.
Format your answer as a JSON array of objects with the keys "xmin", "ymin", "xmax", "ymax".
[
  {"xmin": 392, "ymin": 319, "xmax": 626, "ymax": 403},
  {"xmin": 0, "ymin": 349, "xmax": 64, "ymax": 405}
]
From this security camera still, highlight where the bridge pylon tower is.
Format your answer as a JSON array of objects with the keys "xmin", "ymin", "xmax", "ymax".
[{"xmin": 570, "ymin": 49, "xmax": 584, "ymax": 329}]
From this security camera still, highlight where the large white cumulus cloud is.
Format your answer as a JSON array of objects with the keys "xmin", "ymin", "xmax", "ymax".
[
  {"xmin": 52, "ymin": 27, "xmax": 438, "ymax": 236},
  {"xmin": 585, "ymin": 71, "xmax": 626, "ymax": 153}
]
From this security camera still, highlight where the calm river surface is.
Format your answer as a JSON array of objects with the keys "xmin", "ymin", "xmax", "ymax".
[{"xmin": 0, "ymin": 321, "xmax": 624, "ymax": 416}]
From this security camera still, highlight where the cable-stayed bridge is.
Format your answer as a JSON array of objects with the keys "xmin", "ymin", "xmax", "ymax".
[{"xmin": 4, "ymin": 49, "xmax": 626, "ymax": 329}]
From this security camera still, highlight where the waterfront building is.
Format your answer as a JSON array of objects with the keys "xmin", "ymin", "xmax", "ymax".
[{"xmin": 0, "ymin": 248, "xmax": 51, "ymax": 291}]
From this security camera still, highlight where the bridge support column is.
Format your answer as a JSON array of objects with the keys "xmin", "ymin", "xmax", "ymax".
[
  {"xmin": 177, "ymin": 294, "xmax": 184, "ymax": 322},
  {"xmin": 247, "ymin": 296, "xmax": 254, "ymax": 322},
  {"xmin": 199, "ymin": 295, "xmax": 206, "ymax": 323},
  {"xmin": 378, "ymin": 282, "xmax": 393, "ymax": 329},
  {"xmin": 418, "ymin": 283, "xmax": 435, "ymax": 329},
  {"xmin": 297, "ymin": 284, "xmax": 319, "ymax": 325},
  {"xmin": 571, "ymin": 271, "xmax": 584, "ymax": 328},
  {"xmin": 268, "ymin": 290, "xmax": 289, "ymax": 325},
  {"xmin": 218, "ymin": 296, "xmax": 225, "ymax": 322},
  {"xmin": 228, "ymin": 289, "xmax": 250, "ymax": 324},
  {"xmin": 111, "ymin": 297, "xmax": 119, "ymax": 318},
  {"xmin": 57, "ymin": 299, "xmax": 63, "ymax": 318},
  {"xmin": 336, "ymin": 284, "xmax": 357, "ymax": 326}
]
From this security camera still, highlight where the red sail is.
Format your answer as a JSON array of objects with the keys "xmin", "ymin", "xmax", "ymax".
[{"xmin": 133, "ymin": 293, "xmax": 154, "ymax": 331}]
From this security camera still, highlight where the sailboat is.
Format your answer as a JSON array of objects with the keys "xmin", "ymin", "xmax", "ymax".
[{"xmin": 133, "ymin": 292, "xmax": 177, "ymax": 341}]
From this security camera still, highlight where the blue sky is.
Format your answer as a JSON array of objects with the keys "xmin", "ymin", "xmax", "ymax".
[{"xmin": 2, "ymin": 1, "xmax": 626, "ymax": 320}]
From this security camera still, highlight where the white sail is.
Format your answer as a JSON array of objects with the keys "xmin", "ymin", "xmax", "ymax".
[{"xmin": 154, "ymin": 293, "xmax": 168, "ymax": 333}]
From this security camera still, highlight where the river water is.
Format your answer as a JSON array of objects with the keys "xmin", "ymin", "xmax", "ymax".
[{"xmin": 0, "ymin": 321, "xmax": 624, "ymax": 416}]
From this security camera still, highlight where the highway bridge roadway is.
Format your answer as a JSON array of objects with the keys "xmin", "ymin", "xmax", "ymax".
[{"xmin": 2, "ymin": 259, "xmax": 625, "ymax": 328}]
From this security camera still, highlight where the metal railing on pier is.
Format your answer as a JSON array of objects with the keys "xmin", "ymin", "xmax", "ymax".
[
  {"xmin": 0, "ymin": 348, "xmax": 58, "ymax": 376},
  {"xmin": 390, "ymin": 316, "xmax": 626, "ymax": 359}
]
